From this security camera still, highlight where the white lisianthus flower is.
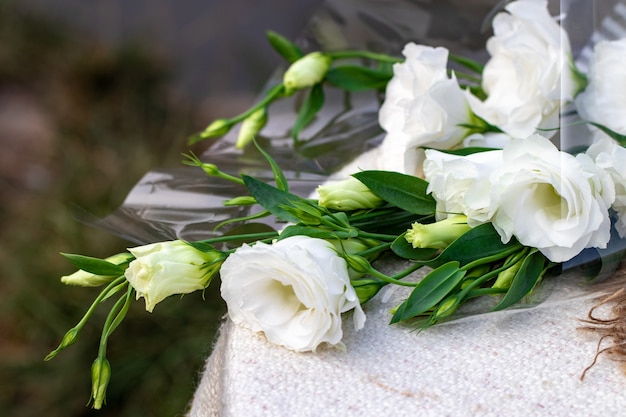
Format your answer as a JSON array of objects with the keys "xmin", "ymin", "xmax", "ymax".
[
  {"xmin": 423, "ymin": 148, "xmax": 502, "ymax": 224},
  {"xmin": 125, "ymin": 240, "xmax": 224, "ymax": 312},
  {"xmin": 490, "ymin": 135, "xmax": 614, "ymax": 263},
  {"xmin": 377, "ymin": 43, "xmax": 476, "ymax": 176},
  {"xmin": 575, "ymin": 38, "xmax": 626, "ymax": 136},
  {"xmin": 467, "ymin": 0, "xmax": 578, "ymax": 138},
  {"xmin": 220, "ymin": 235, "xmax": 365, "ymax": 352},
  {"xmin": 586, "ymin": 133, "xmax": 626, "ymax": 237}
]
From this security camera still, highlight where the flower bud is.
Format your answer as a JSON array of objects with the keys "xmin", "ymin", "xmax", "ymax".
[
  {"xmin": 351, "ymin": 278, "xmax": 384, "ymax": 304},
  {"xmin": 200, "ymin": 118, "xmax": 232, "ymax": 139},
  {"xmin": 236, "ymin": 108, "xmax": 267, "ymax": 149},
  {"xmin": 125, "ymin": 241, "xmax": 225, "ymax": 312},
  {"xmin": 492, "ymin": 256, "xmax": 523, "ymax": 290},
  {"xmin": 433, "ymin": 294, "xmax": 461, "ymax": 321},
  {"xmin": 281, "ymin": 201, "xmax": 324, "ymax": 226},
  {"xmin": 344, "ymin": 254, "xmax": 372, "ymax": 275},
  {"xmin": 45, "ymin": 327, "xmax": 80, "ymax": 361},
  {"xmin": 90, "ymin": 357, "xmax": 111, "ymax": 409},
  {"xmin": 283, "ymin": 52, "xmax": 331, "ymax": 94},
  {"xmin": 405, "ymin": 215, "xmax": 470, "ymax": 249},
  {"xmin": 317, "ymin": 177, "xmax": 384, "ymax": 211},
  {"xmin": 223, "ymin": 196, "xmax": 257, "ymax": 206},
  {"xmin": 61, "ymin": 253, "xmax": 133, "ymax": 287}
]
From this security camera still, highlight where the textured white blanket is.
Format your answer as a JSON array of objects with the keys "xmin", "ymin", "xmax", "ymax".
[{"xmin": 187, "ymin": 265, "xmax": 626, "ymax": 417}]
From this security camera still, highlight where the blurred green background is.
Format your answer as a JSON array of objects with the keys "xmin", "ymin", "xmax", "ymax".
[{"xmin": 0, "ymin": 0, "xmax": 317, "ymax": 416}]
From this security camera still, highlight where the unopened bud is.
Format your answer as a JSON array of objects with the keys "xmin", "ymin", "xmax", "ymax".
[
  {"xmin": 492, "ymin": 257, "xmax": 523, "ymax": 290},
  {"xmin": 344, "ymin": 254, "xmax": 372, "ymax": 275},
  {"xmin": 201, "ymin": 118, "xmax": 232, "ymax": 139},
  {"xmin": 45, "ymin": 327, "xmax": 80, "ymax": 361},
  {"xmin": 405, "ymin": 215, "xmax": 470, "ymax": 250},
  {"xmin": 61, "ymin": 253, "xmax": 133, "ymax": 287},
  {"xmin": 90, "ymin": 357, "xmax": 111, "ymax": 409},
  {"xmin": 317, "ymin": 177, "xmax": 384, "ymax": 211},
  {"xmin": 283, "ymin": 52, "xmax": 331, "ymax": 94},
  {"xmin": 236, "ymin": 108, "xmax": 267, "ymax": 149},
  {"xmin": 351, "ymin": 278, "xmax": 384, "ymax": 304},
  {"xmin": 433, "ymin": 294, "xmax": 461, "ymax": 321}
]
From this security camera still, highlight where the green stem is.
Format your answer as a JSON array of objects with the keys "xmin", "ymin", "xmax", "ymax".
[
  {"xmin": 366, "ymin": 262, "xmax": 423, "ymax": 287},
  {"xmin": 198, "ymin": 231, "xmax": 279, "ymax": 246},
  {"xmin": 357, "ymin": 231, "xmax": 400, "ymax": 241},
  {"xmin": 76, "ymin": 276, "xmax": 127, "ymax": 331},
  {"xmin": 229, "ymin": 83, "xmax": 285, "ymax": 124},
  {"xmin": 328, "ymin": 50, "xmax": 403, "ymax": 64},
  {"xmin": 460, "ymin": 243, "xmax": 524, "ymax": 271},
  {"xmin": 356, "ymin": 242, "xmax": 392, "ymax": 258},
  {"xmin": 98, "ymin": 284, "xmax": 132, "ymax": 357}
]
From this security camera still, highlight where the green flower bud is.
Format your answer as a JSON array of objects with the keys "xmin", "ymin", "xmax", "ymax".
[
  {"xmin": 280, "ymin": 201, "xmax": 324, "ymax": 226},
  {"xmin": 344, "ymin": 254, "xmax": 372, "ymax": 275},
  {"xmin": 405, "ymin": 215, "xmax": 470, "ymax": 250},
  {"xmin": 45, "ymin": 327, "xmax": 80, "ymax": 361},
  {"xmin": 236, "ymin": 108, "xmax": 267, "ymax": 149},
  {"xmin": 125, "ymin": 241, "xmax": 225, "ymax": 312},
  {"xmin": 351, "ymin": 278, "xmax": 385, "ymax": 304},
  {"xmin": 317, "ymin": 177, "xmax": 384, "ymax": 211},
  {"xmin": 283, "ymin": 52, "xmax": 331, "ymax": 94},
  {"xmin": 492, "ymin": 257, "xmax": 523, "ymax": 290},
  {"xmin": 433, "ymin": 294, "xmax": 461, "ymax": 321},
  {"xmin": 90, "ymin": 357, "xmax": 111, "ymax": 409},
  {"xmin": 61, "ymin": 253, "xmax": 133, "ymax": 287},
  {"xmin": 201, "ymin": 118, "xmax": 232, "ymax": 139},
  {"xmin": 223, "ymin": 196, "xmax": 257, "ymax": 206}
]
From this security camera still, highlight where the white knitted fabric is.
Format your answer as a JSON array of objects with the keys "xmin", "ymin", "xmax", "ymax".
[{"xmin": 187, "ymin": 265, "xmax": 626, "ymax": 417}]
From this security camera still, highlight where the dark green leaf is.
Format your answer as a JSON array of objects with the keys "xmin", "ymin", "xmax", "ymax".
[
  {"xmin": 253, "ymin": 138, "xmax": 289, "ymax": 192},
  {"xmin": 61, "ymin": 253, "xmax": 126, "ymax": 276},
  {"xmin": 278, "ymin": 225, "xmax": 339, "ymax": 240},
  {"xmin": 391, "ymin": 262, "xmax": 465, "ymax": 323},
  {"xmin": 492, "ymin": 251, "xmax": 547, "ymax": 311},
  {"xmin": 242, "ymin": 175, "xmax": 306, "ymax": 224},
  {"xmin": 589, "ymin": 122, "xmax": 626, "ymax": 147},
  {"xmin": 266, "ymin": 30, "xmax": 303, "ymax": 63},
  {"xmin": 391, "ymin": 233, "xmax": 438, "ymax": 260},
  {"xmin": 425, "ymin": 223, "xmax": 521, "ymax": 269},
  {"xmin": 292, "ymin": 83, "xmax": 325, "ymax": 141},
  {"xmin": 353, "ymin": 171, "xmax": 436, "ymax": 215},
  {"xmin": 422, "ymin": 146, "xmax": 498, "ymax": 156},
  {"xmin": 326, "ymin": 65, "xmax": 392, "ymax": 91}
]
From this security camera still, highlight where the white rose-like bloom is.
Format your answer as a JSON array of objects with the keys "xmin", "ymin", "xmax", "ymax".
[
  {"xmin": 220, "ymin": 235, "xmax": 366, "ymax": 352},
  {"xmin": 377, "ymin": 43, "xmax": 476, "ymax": 176},
  {"xmin": 575, "ymin": 38, "xmax": 626, "ymax": 135},
  {"xmin": 126, "ymin": 240, "xmax": 223, "ymax": 312},
  {"xmin": 586, "ymin": 133, "xmax": 626, "ymax": 237},
  {"xmin": 490, "ymin": 135, "xmax": 614, "ymax": 262},
  {"xmin": 423, "ymin": 149, "xmax": 503, "ymax": 224},
  {"xmin": 467, "ymin": 0, "xmax": 578, "ymax": 138}
]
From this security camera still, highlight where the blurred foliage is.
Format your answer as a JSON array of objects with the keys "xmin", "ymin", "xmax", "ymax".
[{"xmin": 0, "ymin": 2, "xmax": 226, "ymax": 416}]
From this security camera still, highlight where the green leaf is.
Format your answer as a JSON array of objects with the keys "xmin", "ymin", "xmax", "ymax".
[
  {"xmin": 61, "ymin": 253, "xmax": 126, "ymax": 276},
  {"xmin": 589, "ymin": 122, "xmax": 626, "ymax": 147},
  {"xmin": 253, "ymin": 138, "xmax": 289, "ymax": 192},
  {"xmin": 391, "ymin": 262, "xmax": 465, "ymax": 323},
  {"xmin": 292, "ymin": 83, "xmax": 325, "ymax": 142},
  {"xmin": 422, "ymin": 146, "xmax": 498, "ymax": 156},
  {"xmin": 326, "ymin": 65, "xmax": 392, "ymax": 91},
  {"xmin": 266, "ymin": 30, "xmax": 303, "ymax": 63},
  {"xmin": 278, "ymin": 225, "xmax": 340, "ymax": 240},
  {"xmin": 242, "ymin": 175, "xmax": 306, "ymax": 224},
  {"xmin": 425, "ymin": 223, "xmax": 520, "ymax": 269},
  {"xmin": 391, "ymin": 233, "xmax": 438, "ymax": 260},
  {"xmin": 353, "ymin": 171, "xmax": 436, "ymax": 215},
  {"xmin": 492, "ymin": 250, "xmax": 546, "ymax": 311}
]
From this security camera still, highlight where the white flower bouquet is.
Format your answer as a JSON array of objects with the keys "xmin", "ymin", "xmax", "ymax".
[{"xmin": 47, "ymin": 0, "xmax": 626, "ymax": 409}]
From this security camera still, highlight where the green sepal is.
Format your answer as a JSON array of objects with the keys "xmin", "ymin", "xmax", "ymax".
[
  {"xmin": 61, "ymin": 253, "xmax": 126, "ymax": 276},
  {"xmin": 492, "ymin": 250, "xmax": 546, "ymax": 311},
  {"xmin": 325, "ymin": 65, "xmax": 392, "ymax": 91},
  {"xmin": 353, "ymin": 171, "xmax": 436, "ymax": 215},
  {"xmin": 292, "ymin": 83, "xmax": 325, "ymax": 142},
  {"xmin": 266, "ymin": 30, "xmax": 304, "ymax": 63},
  {"xmin": 390, "ymin": 261, "xmax": 465, "ymax": 323}
]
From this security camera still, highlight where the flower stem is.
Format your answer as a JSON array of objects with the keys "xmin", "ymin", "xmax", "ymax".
[{"xmin": 328, "ymin": 50, "xmax": 403, "ymax": 64}]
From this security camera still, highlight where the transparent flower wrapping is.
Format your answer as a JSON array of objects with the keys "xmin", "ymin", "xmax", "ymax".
[{"xmin": 77, "ymin": 0, "xmax": 626, "ymax": 324}]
